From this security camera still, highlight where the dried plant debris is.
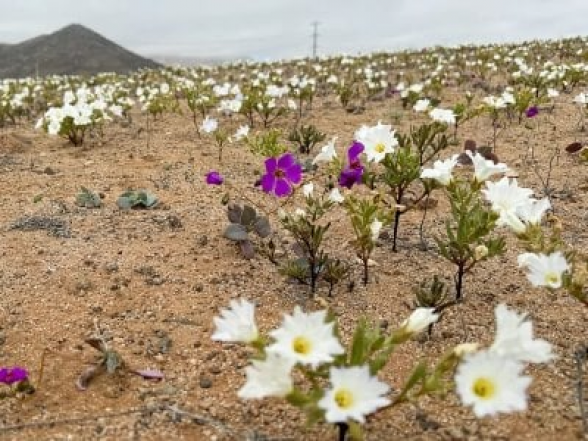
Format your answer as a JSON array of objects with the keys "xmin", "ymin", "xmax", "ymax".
[{"xmin": 9, "ymin": 215, "xmax": 71, "ymax": 238}]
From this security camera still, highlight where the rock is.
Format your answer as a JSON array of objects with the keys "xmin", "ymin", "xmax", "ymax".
[
  {"xmin": 199, "ymin": 377, "xmax": 213, "ymax": 389},
  {"xmin": 105, "ymin": 262, "xmax": 119, "ymax": 273}
]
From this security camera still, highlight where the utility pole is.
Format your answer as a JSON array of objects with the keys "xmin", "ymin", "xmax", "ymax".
[{"xmin": 311, "ymin": 21, "xmax": 319, "ymax": 59}]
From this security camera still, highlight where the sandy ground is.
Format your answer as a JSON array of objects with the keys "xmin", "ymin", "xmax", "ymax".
[{"xmin": 0, "ymin": 87, "xmax": 587, "ymax": 441}]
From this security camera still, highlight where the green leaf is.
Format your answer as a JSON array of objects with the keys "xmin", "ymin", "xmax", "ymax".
[
  {"xmin": 223, "ymin": 224, "xmax": 249, "ymax": 241},
  {"xmin": 348, "ymin": 421, "xmax": 364, "ymax": 441},
  {"xmin": 349, "ymin": 319, "xmax": 367, "ymax": 365},
  {"xmin": 395, "ymin": 361, "xmax": 428, "ymax": 403},
  {"xmin": 227, "ymin": 204, "xmax": 242, "ymax": 223},
  {"xmin": 241, "ymin": 205, "xmax": 257, "ymax": 226},
  {"xmin": 239, "ymin": 240, "xmax": 255, "ymax": 259},
  {"xmin": 254, "ymin": 216, "xmax": 271, "ymax": 237},
  {"xmin": 105, "ymin": 350, "xmax": 122, "ymax": 374},
  {"xmin": 369, "ymin": 344, "xmax": 396, "ymax": 375},
  {"xmin": 286, "ymin": 389, "xmax": 312, "ymax": 407}
]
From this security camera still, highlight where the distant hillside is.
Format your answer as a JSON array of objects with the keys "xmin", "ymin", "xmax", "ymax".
[
  {"xmin": 151, "ymin": 54, "xmax": 249, "ymax": 67},
  {"xmin": 0, "ymin": 24, "xmax": 161, "ymax": 79}
]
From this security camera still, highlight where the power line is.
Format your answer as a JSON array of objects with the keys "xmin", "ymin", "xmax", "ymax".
[{"xmin": 311, "ymin": 21, "xmax": 319, "ymax": 58}]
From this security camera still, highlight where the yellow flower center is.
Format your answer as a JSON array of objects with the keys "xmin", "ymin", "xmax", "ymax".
[
  {"xmin": 292, "ymin": 336, "xmax": 312, "ymax": 355},
  {"xmin": 374, "ymin": 142, "xmax": 386, "ymax": 153},
  {"xmin": 334, "ymin": 388, "xmax": 354, "ymax": 409},
  {"xmin": 544, "ymin": 272, "xmax": 559, "ymax": 286},
  {"xmin": 472, "ymin": 377, "xmax": 496, "ymax": 400}
]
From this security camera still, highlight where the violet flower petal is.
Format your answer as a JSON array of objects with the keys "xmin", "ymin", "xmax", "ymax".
[
  {"xmin": 260, "ymin": 174, "xmax": 275, "ymax": 193},
  {"xmin": 132, "ymin": 369, "xmax": 165, "ymax": 381},
  {"xmin": 205, "ymin": 171, "xmax": 223, "ymax": 185},
  {"xmin": 285, "ymin": 163, "xmax": 302, "ymax": 184},
  {"xmin": 264, "ymin": 157, "xmax": 278, "ymax": 174},
  {"xmin": 274, "ymin": 179, "xmax": 291, "ymax": 197},
  {"xmin": 277, "ymin": 152, "xmax": 296, "ymax": 169},
  {"xmin": 348, "ymin": 141, "xmax": 365, "ymax": 161}
]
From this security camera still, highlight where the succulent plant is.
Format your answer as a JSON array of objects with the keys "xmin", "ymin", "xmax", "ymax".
[
  {"xmin": 76, "ymin": 186, "xmax": 102, "ymax": 208},
  {"xmin": 414, "ymin": 275, "xmax": 449, "ymax": 309},
  {"xmin": 223, "ymin": 203, "xmax": 271, "ymax": 259},
  {"xmin": 288, "ymin": 124, "xmax": 326, "ymax": 154},
  {"xmin": 116, "ymin": 189, "xmax": 158, "ymax": 209}
]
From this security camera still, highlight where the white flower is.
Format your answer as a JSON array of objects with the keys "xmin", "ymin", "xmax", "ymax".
[
  {"xmin": 110, "ymin": 105, "xmax": 123, "ymax": 118},
  {"xmin": 490, "ymin": 304, "xmax": 554, "ymax": 364},
  {"xmin": 467, "ymin": 151, "xmax": 509, "ymax": 182},
  {"xmin": 313, "ymin": 137, "xmax": 338, "ymax": 164},
  {"xmin": 490, "ymin": 197, "xmax": 552, "ymax": 234},
  {"xmin": 302, "ymin": 183, "xmax": 314, "ymax": 197},
  {"xmin": 318, "ymin": 365, "xmax": 391, "ymax": 423},
  {"xmin": 483, "ymin": 96, "xmax": 507, "ymax": 109},
  {"xmin": 517, "ymin": 251, "xmax": 570, "ymax": 289},
  {"xmin": 455, "ymin": 351, "xmax": 531, "ymax": 417},
  {"xmin": 474, "ymin": 245, "xmax": 489, "ymax": 260},
  {"xmin": 267, "ymin": 306, "xmax": 344, "ymax": 368},
  {"xmin": 420, "ymin": 154, "xmax": 459, "ymax": 186},
  {"xmin": 401, "ymin": 308, "xmax": 440, "ymax": 335},
  {"xmin": 238, "ymin": 353, "xmax": 294, "ymax": 399},
  {"xmin": 201, "ymin": 116, "xmax": 218, "ymax": 133},
  {"xmin": 482, "ymin": 177, "xmax": 534, "ymax": 230},
  {"xmin": 547, "ymin": 88, "xmax": 559, "ymax": 98},
  {"xmin": 355, "ymin": 122, "xmax": 398, "ymax": 163},
  {"xmin": 47, "ymin": 119, "xmax": 61, "ymax": 135},
  {"xmin": 429, "ymin": 108, "xmax": 456, "ymax": 125},
  {"xmin": 370, "ymin": 218, "xmax": 383, "ymax": 242},
  {"xmin": 501, "ymin": 91, "xmax": 516, "ymax": 105},
  {"xmin": 328, "ymin": 188, "xmax": 344, "ymax": 204},
  {"xmin": 514, "ymin": 197, "xmax": 551, "ymax": 231},
  {"xmin": 454, "ymin": 343, "xmax": 480, "ymax": 357},
  {"xmin": 233, "ymin": 125, "xmax": 250, "ymax": 141},
  {"xmin": 413, "ymin": 98, "xmax": 431, "ymax": 112},
  {"xmin": 212, "ymin": 299, "xmax": 258, "ymax": 343},
  {"xmin": 293, "ymin": 208, "xmax": 306, "ymax": 219},
  {"xmin": 287, "ymin": 99, "xmax": 297, "ymax": 110},
  {"xmin": 573, "ymin": 92, "xmax": 587, "ymax": 105}
]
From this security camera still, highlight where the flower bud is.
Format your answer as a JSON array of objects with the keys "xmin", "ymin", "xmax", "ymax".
[{"xmin": 474, "ymin": 245, "xmax": 488, "ymax": 261}]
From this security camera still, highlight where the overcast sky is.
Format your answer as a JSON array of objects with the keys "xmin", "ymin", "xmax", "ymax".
[{"xmin": 1, "ymin": 0, "xmax": 588, "ymax": 60}]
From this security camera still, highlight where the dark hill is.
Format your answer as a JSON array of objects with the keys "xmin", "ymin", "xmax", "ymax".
[{"xmin": 0, "ymin": 24, "xmax": 161, "ymax": 78}]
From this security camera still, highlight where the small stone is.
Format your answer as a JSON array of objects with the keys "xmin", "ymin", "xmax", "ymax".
[
  {"xmin": 199, "ymin": 377, "xmax": 213, "ymax": 389},
  {"xmin": 105, "ymin": 262, "xmax": 119, "ymax": 273}
]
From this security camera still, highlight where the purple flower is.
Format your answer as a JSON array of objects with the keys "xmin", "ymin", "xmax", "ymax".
[
  {"xmin": 338, "ymin": 142, "xmax": 365, "ymax": 189},
  {"xmin": 525, "ymin": 106, "xmax": 539, "ymax": 118},
  {"xmin": 0, "ymin": 367, "xmax": 29, "ymax": 385},
  {"xmin": 205, "ymin": 171, "xmax": 224, "ymax": 185},
  {"xmin": 260, "ymin": 152, "xmax": 302, "ymax": 197}
]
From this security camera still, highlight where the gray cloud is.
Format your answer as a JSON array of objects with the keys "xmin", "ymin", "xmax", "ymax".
[{"xmin": 0, "ymin": 0, "xmax": 587, "ymax": 60}]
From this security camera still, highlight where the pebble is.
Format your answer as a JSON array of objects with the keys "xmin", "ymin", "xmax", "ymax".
[{"xmin": 199, "ymin": 377, "xmax": 213, "ymax": 389}]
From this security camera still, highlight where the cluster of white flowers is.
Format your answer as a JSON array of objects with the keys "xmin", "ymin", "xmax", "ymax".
[
  {"xmin": 455, "ymin": 304, "xmax": 553, "ymax": 417},
  {"xmin": 213, "ymin": 300, "xmax": 439, "ymax": 424},
  {"xmin": 420, "ymin": 150, "xmax": 509, "ymax": 187},
  {"xmin": 213, "ymin": 298, "xmax": 553, "ymax": 421},
  {"xmin": 36, "ymin": 87, "xmax": 120, "ymax": 136},
  {"xmin": 429, "ymin": 107, "xmax": 456, "ymax": 125},
  {"xmin": 482, "ymin": 177, "xmax": 552, "ymax": 234}
]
